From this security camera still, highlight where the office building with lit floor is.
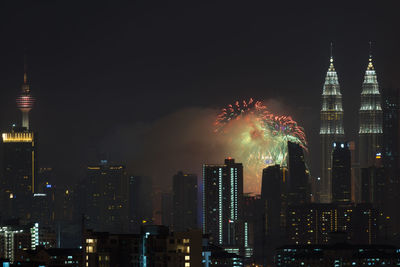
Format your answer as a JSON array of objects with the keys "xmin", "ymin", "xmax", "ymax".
[
  {"xmin": 202, "ymin": 158, "xmax": 244, "ymax": 255},
  {"xmin": 1, "ymin": 63, "xmax": 36, "ymax": 224}
]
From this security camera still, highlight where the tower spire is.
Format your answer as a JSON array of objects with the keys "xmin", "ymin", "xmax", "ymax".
[
  {"xmin": 359, "ymin": 41, "xmax": 382, "ymax": 168},
  {"xmin": 23, "ymin": 53, "xmax": 27, "ymax": 85},
  {"xmin": 368, "ymin": 41, "xmax": 374, "ymax": 70},
  {"xmin": 329, "ymin": 42, "xmax": 335, "ymax": 71},
  {"xmin": 369, "ymin": 41, "xmax": 372, "ymax": 59},
  {"xmin": 22, "ymin": 51, "xmax": 30, "ymax": 93},
  {"xmin": 320, "ymin": 42, "xmax": 344, "ymax": 203}
]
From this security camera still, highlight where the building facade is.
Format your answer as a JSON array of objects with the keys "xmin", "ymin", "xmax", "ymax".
[
  {"xmin": 202, "ymin": 158, "xmax": 243, "ymax": 254},
  {"xmin": 332, "ymin": 142, "xmax": 351, "ymax": 203},
  {"xmin": 172, "ymin": 171, "xmax": 198, "ymax": 232},
  {"xmin": 359, "ymin": 55, "xmax": 383, "ymax": 168},
  {"xmin": 320, "ymin": 54, "xmax": 345, "ymax": 203},
  {"xmin": 275, "ymin": 243, "xmax": 400, "ymax": 266},
  {"xmin": 128, "ymin": 175, "xmax": 153, "ymax": 233},
  {"xmin": 1, "ymin": 65, "xmax": 36, "ymax": 224},
  {"xmin": 382, "ymin": 88, "xmax": 400, "ymax": 236},
  {"xmin": 86, "ymin": 160, "xmax": 128, "ymax": 233},
  {"xmin": 287, "ymin": 141, "xmax": 310, "ymax": 206}
]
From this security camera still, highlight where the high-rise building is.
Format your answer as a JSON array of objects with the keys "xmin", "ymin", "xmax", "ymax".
[
  {"xmin": 161, "ymin": 192, "xmax": 173, "ymax": 227},
  {"xmin": 382, "ymin": 88, "xmax": 400, "ymax": 177},
  {"xmin": 202, "ymin": 158, "xmax": 243, "ymax": 254},
  {"xmin": 260, "ymin": 164, "xmax": 286, "ymax": 266},
  {"xmin": 360, "ymin": 166, "xmax": 385, "ymax": 207},
  {"xmin": 261, "ymin": 165, "xmax": 284, "ymax": 238},
  {"xmin": 381, "ymin": 88, "xmax": 400, "ymax": 236},
  {"xmin": 0, "ymin": 223, "xmax": 41, "ymax": 263},
  {"xmin": 287, "ymin": 141, "xmax": 310, "ymax": 206},
  {"xmin": 348, "ymin": 141, "xmax": 359, "ymax": 203},
  {"xmin": 242, "ymin": 194, "xmax": 262, "ymax": 261},
  {"xmin": 320, "ymin": 49, "xmax": 345, "ymax": 203},
  {"xmin": 1, "ymin": 64, "xmax": 36, "ymax": 224},
  {"xmin": 86, "ymin": 160, "xmax": 128, "ymax": 233},
  {"xmin": 172, "ymin": 171, "xmax": 198, "ymax": 232},
  {"xmin": 128, "ymin": 175, "xmax": 153, "ymax": 233},
  {"xmin": 332, "ymin": 142, "xmax": 351, "ymax": 203},
  {"xmin": 359, "ymin": 53, "xmax": 383, "ymax": 168},
  {"xmin": 286, "ymin": 203, "xmax": 378, "ymax": 245}
]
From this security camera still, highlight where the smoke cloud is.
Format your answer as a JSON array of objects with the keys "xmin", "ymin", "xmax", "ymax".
[{"xmin": 102, "ymin": 99, "xmax": 308, "ymax": 194}]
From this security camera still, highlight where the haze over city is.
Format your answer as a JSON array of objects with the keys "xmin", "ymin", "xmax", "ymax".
[{"xmin": 0, "ymin": 2, "xmax": 399, "ymax": 266}]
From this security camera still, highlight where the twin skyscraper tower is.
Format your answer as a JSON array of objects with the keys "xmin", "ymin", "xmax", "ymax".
[{"xmin": 319, "ymin": 44, "xmax": 382, "ymax": 203}]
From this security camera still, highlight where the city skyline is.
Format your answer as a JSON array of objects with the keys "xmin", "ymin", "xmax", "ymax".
[
  {"xmin": 1, "ymin": 2, "xmax": 400, "ymax": 189},
  {"xmin": 1, "ymin": 2, "xmax": 400, "ymax": 266}
]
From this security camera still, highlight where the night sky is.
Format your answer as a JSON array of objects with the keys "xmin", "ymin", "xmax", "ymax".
[{"xmin": 0, "ymin": 2, "xmax": 399, "ymax": 189}]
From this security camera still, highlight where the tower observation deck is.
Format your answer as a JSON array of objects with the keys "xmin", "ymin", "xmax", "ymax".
[{"xmin": 16, "ymin": 62, "xmax": 35, "ymax": 130}]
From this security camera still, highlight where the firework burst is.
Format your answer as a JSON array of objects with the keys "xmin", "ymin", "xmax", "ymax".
[{"xmin": 215, "ymin": 98, "xmax": 307, "ymax": 193}]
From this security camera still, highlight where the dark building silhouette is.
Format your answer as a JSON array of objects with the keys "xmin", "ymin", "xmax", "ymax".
[
  {"xmin": 161, "ymin": 192, "xmax": 173, "ymax": 227},
  {"xmin": 14, "ymin": 247, "xmax": 81, "ymax": 266},
  {"xmin": 382, "ymin": 88, "xmax": 400, "ymax": 179},
  {"xmin": 172, "ymin": 171, "xmax": 198, "ymax": 231},
  {"xmin": 242, "ymin": 194, "xmax": 262, "ymax": 262},
  {"xmin": 332, "ymin": 142, "xmax": 351, "ymax": 203},
  {"xmin": 320, "ymin": 51, "xmax": 345, "ymax": 203},
  {"xmin": 31, "ymin": 191, "xmax": 55, "ymax": 228},
  {"xmin": 287, "ymin": 141, "xmax": 310, "ymax": 206},
  {"xmin": 128, "ymin": 175, "xmax": 153, "ymax": 233},
  {"xmin": 361, "ymin": 167, "xmax": 385, "ymax": 207},
  {"xmin": 202, "ymin": 158, "xmax": 243, "ymax": 254},
  {"xmin": 86, "ymin": 160, "xmax": 128, "ymax": 233},
  {"xmin": 382, "ymin": 87, "xmax": 400, "ymax": 237},
  {"xmin": 275, "ymin": 243, "xmax": 400, "ymax": 266},
  {"xmin": 260, "ymin": 164, "xmax": 286, "ymax": 265}
]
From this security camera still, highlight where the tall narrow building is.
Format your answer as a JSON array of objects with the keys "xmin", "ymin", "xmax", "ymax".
[
  {"xmin": 287, "ymin": 141, "xmax": 310, "ymax": 206},
  {"xmin": 172, "ymin": 171, "xmax": 198, "ymax": 232},
  {"xmin": 86, "ymin": 160, "xmax": 129, "ymax": 233},
  {"xmin": 320, "ymin": 49, "xmax": 345, "ymax": 203},
  {"xmin": 202, "ymin": 158, "xmax": 243, "ymax": 254},
  {"xmin": 332, "ymin": 142, "xmax": 351, "ymax": 203},
  {"xmin": 128, "ymin": 175, "xmax": 153, "ymax": 232},
  {"xmin": 359, "ymin": 52, "xmax": 383, "ymax": 168},
  {"xmin": 1, "ymin": 62, "xmax": 36, "ymax": 224},
  {"xmin": 261, "ymin": 164, "xmax": 285, "ymax": 266},
  {"xmin": 382, "ymin": 88, "xmax": 400, "ymax": 235}
]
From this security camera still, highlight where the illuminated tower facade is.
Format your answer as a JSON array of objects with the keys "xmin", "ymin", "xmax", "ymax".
[
  {"xmin": 320, "ymin": 52, "xmax": 345, "ymax": 203},
  {"xmin": 1, "ymin": 64, "xmax": 37, "ymax": 223},
  {"xmin": 16, "ymin": 63, "xmax": 35, "ymax": 130},
  {"xmin": 358, "ymin": 54, "xmax": 383, "ymax": 168},
  {"xmin": 203, "ymin": 158, "xmax": 243, "ymax": 254}
]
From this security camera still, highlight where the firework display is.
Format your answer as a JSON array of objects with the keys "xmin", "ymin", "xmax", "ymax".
[{"xmin": 215, "ymin": 98, "xmax": 307, "ymax": 193}]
